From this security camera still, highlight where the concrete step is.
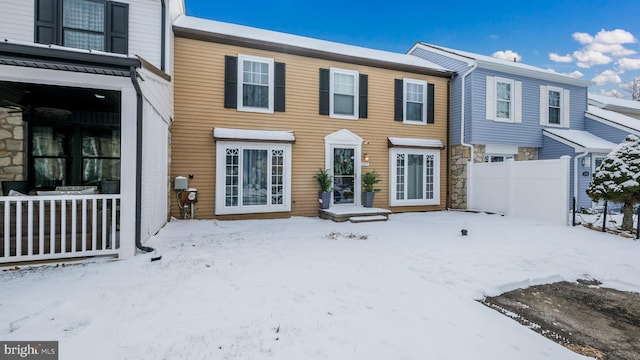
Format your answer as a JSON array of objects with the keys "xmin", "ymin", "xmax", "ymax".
[{"xmin": 349, "ymin": 215, "xmax": 388, "ymax": 223}]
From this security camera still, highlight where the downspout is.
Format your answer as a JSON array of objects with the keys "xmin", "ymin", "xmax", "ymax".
[
  {"xmin": 130, "ymin": 66, "xmax": 155, "ymax": 254},
  {"xmin": 160, "ymin": 0, "xmax": 166, "ymax": 72},
  {"xmin": 460, "ymin": 61, "xmax": 478, "ymax": 161},
  {"xmin": 446, "ymin": 78, "xmax": 452, "ymax": 209},
  {"xmin": 574, "ymin": 151, "xmax": 589, "ymax": 211}
]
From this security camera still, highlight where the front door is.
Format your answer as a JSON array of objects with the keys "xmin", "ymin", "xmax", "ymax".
[{"xmin": 332, "ymin": 147, "xmax": 357, "ymax": 205}]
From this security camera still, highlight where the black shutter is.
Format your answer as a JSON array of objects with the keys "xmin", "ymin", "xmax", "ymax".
[
  {"xmin": 358, "ymin": 74, "xmax": 368, "ymax": 119},
  {"xmin": 319, "ymin": 68, "xmax": 330, "ymax": 115},
  {"xmin": 274, "ymin": 62, "xmax": 286, "ymax": 112},
  {"xmin": 224, "ymin": 56, "xmax": 238, "ymax": 109},
  {"xmin": 394, "ymin": 79, "xmax": 403, "ymax": 121},
  {"xmin": 427, "ymin": 83, "xmax": 435, "ymax": 124},
  {"xmin": 107, "ymin": 2, "xmax": 129, "ymax": 54},
  {"xmin": 34, "ymin": 0, "xmax": 59, "ymax": 45}
]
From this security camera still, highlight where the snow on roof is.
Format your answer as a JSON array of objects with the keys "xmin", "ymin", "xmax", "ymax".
[
  {"xmin": 213, "ymin": 127, "xmax": 295, "ymax": 142},
  {"xmin": 588, "ymin": 93, "xmax": 640, "ymax": 113},
  {"xmin": 1, "ymin": 39, "xmax": 136, "ymax": 59},
  {"xmin": 543, "ymin": 128, "xmax": 617, "ymax": 153},
  {"xmin": 586, "ymin": 105, "xmax": 640, "ymax": 134},
  {"xmin": 414, "ymin": 42, "xmax": 592, "ymax": 87},
  {"xmin": 174, "ymin": 16, "xmax": 450, "ymax": 74},
  {"xmin": 388, "ymin": 137, "xmax": 444, "ymax": 148}
]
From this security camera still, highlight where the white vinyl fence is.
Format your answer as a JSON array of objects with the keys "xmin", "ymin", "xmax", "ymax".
[{"xmin": 467, "ymin": 156, "xmax": 571, "ymax": 225}]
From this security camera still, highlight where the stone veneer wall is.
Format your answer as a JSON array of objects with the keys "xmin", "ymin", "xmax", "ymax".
[
  {"xmin": 450, "ymin": 144, "xmax": 538, "ymax": 209},
  {"xmin": 0, "ymin": 108, "xmax": 25, "ymax": 183}
]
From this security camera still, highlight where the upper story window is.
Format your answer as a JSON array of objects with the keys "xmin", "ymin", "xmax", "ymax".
[
  {"xmin": 35, "ymin": 0, "xmax": 129, "ymax": 54},
  {"xmin": 403, "ymin": 79, "xmax": 427, "ymax": 123},
  {"xmin": 485, "ymin": 76, "xmax": 522, "ymax": 123},
  {"xmin": 238, "ymin": 54, "xmax": 274, "ymax": 113},
  {"xmin": 330, "ymin": 68, "xmax": 359, "ymax": 119},
  {"xmin": 224, "ymin": 55, "xmax": 286, "ymax": 113},
  {"xmin": 319, "ymin": 68, "xmax": 368, "ymax": 119},
  {"xmin": 394, "ymin": 78, "xmax": 435, "ymax": 124},
  {"xmin": 540, "ymin": 85, "xmax": 570, "ymax": 128}
]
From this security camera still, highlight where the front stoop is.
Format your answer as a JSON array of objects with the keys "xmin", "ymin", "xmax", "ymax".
[{"xmin": 319, "ymin": 206, "xmax": 391, "ymax": 223}]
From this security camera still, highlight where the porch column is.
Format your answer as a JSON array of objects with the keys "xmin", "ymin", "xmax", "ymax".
[{"xmin": 119, "ymin": 86, "xmax": 137, "ymax": 258}]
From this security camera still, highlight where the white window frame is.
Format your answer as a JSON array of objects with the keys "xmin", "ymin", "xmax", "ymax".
[
  {"xmin": 484, "ymin": 154, "xmax": 515, "ymax": 163},
  {"xmin": 546, "ymin": 86, "xmax": 563, "ymax": 126},
  {"xmin": 540, "ymin": 85, "xmax": 570, "ymax": 128},
  {"xmin": 237, "ymin": 54, "xmax": 275, "ymax": 113},
  {"xmin": 494, "ymin": 77, "xmax": 515, "ymax": 122},
  {"xmin": 329, "ymin": 67, "xmax": 359, "ymax": 120},
  {"xmin": 403, "ymin": 78, "xmax": 428, "ymax": 124},
  {"xmin": 389, "ymin": 148, "xmax": 440, "ymax": 206},
  {"xmin": 215, "ymin": 141, "xmax": 291, "ymax": 215}
]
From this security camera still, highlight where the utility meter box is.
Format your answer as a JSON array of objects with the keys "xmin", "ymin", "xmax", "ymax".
[
  {"xmin": 180, "ymin": 188, "xmax": 198, "ymax": 203},
  {"xmin": 174, "ymin": 176, "xmax": 188, "ymax": 190}
]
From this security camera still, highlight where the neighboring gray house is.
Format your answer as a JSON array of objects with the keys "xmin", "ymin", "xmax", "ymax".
[{"xmin": 408, "ymin": 43, "xmax": 633, "ymax": 211}]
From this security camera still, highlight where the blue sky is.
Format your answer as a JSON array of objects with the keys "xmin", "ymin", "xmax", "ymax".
[{"xmin": 185, "ymin": 0, "xmax": 640, "ymax": 97}]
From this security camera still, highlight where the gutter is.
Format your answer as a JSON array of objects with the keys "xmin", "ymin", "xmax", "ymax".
[{"xmin": 129, "ymin": 66, "xmax": 156, "ymax": 254}]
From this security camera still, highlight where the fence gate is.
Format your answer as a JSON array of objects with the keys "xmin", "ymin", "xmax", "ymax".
[{"xmin": 467, "ymin": 156, "xmax": 571, "ymax": 225}]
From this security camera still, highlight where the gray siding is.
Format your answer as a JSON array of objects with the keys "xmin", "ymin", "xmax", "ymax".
[
  {"xmin": 0, "ymin": 0, "xmax": 34, "ymax": 42},
  {"xmin": 585, "ymin": 118, "xmax": 636, "ymax": 145},
  {"xmin": 468, "ymin": 68, "xmax": 588, "ymax": 147},
  {"xmin": 409, "ymin": 47, "xmax": 470, "ymax": 73}
]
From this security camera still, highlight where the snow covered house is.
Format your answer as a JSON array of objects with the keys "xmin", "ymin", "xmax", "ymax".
[
  {"xmin": 408, "ymin": 43, "xmax": 636, "ymax": 212},
  {"xmin": 171, "ymin": 17, "xmax": 455, "ymax": 220},
  {"xmin": 0, "ymin": 0, "xmax": 185, "ymax": 264}
]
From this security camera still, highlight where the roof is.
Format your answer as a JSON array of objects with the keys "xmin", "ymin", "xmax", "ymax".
[
  {"xmin": 173, "ymin": 16, "xmax": 454, "ymax": 78},
  {"xmin": 411, "ymin": 42, "xmax": 592, "ymax": 87},
  {"xmin": 388, "ymin": 137, "xmax": 444, "ymax": 149},
  {"xmin": 586, "ymin": 105, "xmax": 640, "ymax": 135},
  {"xmin": 588, "ymin": 93, "xmax": 640, "ymax": 114},
  {"xmin": 213, "ymin": 127, "xmax": 295, "ymax": 143},
  {"xmin": 543, "ymin": 128, "xmax": 617, "ymax": 153}
]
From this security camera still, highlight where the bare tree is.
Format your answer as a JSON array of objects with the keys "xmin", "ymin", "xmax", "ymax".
[{"xmin": 620, "ymin": 76, "xmax": 640, "ymax": 101}]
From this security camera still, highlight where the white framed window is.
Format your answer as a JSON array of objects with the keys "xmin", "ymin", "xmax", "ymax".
[
  {"xmin": 486, "ymin": 76, "xmax": 522, "ymax": 123},
  {"xmin": 389, "ymin": 148, "xmax": 440, "ymax": 206},
  {"xmin": 215, "ymin": 141, "xmax": 291, "ymax": 215},
  {"xmin": 330, "ymin": 68, "xmax": 359, "ymax": 119},
  {"xmin": 540, "ymin": 85, "xmax": 570, "ymax": 128},
  {"xmin": 484, "ymin": 154, "xmax": 514, "ymax": 163},
  {"xmin": 403, "ymin": 78, "xmax": 427, "ymax": 123},
  {"xmin": 237, "ymin": 54, "xmax": 274, "ymax": 113},
  {"xmin": 495, "ymin": 77, "xmax": 514, "ymax": 121}
]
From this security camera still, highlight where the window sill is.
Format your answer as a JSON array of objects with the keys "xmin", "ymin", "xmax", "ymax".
[
  {"xmin": 493, "ymin": 118, "xmax": 516, "ymax": 123},
  {"xmin": 402, "ymin": 120, "xmax": 427, "ymax": 125},
  {"xmin": 329, "ymin": 114, "xmax": 358, "ymax": 120},
  {"xmin": 215, "ymin": 204, "xmax": 291, "ymax": 215},
  {"xmin": 237, "ymin": 106, "xmax": 274, "ymax": 114}
]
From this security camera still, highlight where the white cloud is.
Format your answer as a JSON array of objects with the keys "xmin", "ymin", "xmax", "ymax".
[
  {"xmin": 567, "ymin": 70, "xmax": 584, "ymax": 78},
  {"xmin": 593, "ymin": 29, "xmax": 637, "ymax": 45},
  {"xmin": 549, "ymin": 53, "xmax": 573, "ymax": 63},
  {"xmin": 618, "ymin": 58, "xmax": 640, "ymax": 71},
  {"xmin": 589, "ymin": 43, "xmax": 636, "ymax": 57},
  {"xmin": 573, "ymin": 50, "xmax": 612, "ymax": 68},
  {"xmin": 597, "ymin": 89, "xmax": 623, "ymax": 98},
  {"xmin": 572, "ymin": 32, "xmax": 593, "ymax": 44},
  {"xmin": 592, "ymin": 69, "xmax": 622, "ymax": 85},
  {"xmin": 491, "ymin": 50, "xmax": 522, "ymax": 62}
]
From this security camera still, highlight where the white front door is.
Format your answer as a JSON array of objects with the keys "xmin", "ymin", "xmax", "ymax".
[
  {"xmin": 592, "ymin": 155, "xmax": 606, "ymax": 209},
  {"xmin": 331, "ymin": 146, "xmax": 358, "ymax": 205}
]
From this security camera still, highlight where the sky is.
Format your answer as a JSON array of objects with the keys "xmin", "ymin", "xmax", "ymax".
[{"xmin": 184, "ymin": 0, "xmax": 640, "ymax": 97}]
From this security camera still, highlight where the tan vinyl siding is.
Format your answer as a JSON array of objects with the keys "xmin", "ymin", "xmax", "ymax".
[{"xmin": 173, "ymin": 37, "xmax": 450, "ymax": 219}]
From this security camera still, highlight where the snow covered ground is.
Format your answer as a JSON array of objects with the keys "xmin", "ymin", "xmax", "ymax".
[{"xmin": 2, "ymin": 211, "xmax": 639, "ymax": 359}]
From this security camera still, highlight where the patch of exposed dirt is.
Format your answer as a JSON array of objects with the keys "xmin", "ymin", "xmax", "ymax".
[{"xmin": 481, "ymin": 279, "xmax": 640, "ymax": 360}]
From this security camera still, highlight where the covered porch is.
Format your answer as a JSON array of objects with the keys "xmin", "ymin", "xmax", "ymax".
[{"xmin": 0, "ymin": 42, "xmax": 139, "ymax": 264}]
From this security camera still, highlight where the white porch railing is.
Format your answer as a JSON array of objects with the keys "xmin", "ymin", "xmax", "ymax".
[{"xmin": 1, "ymin": 194, "xmax": 120, "ymax": 263}]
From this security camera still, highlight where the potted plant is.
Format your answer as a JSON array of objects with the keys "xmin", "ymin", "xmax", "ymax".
[
  {"xmin": 314, "ymin": 168, "xmax": 332, "ymax": 209},
  {"xmin": 361, "ymin": 170, "xmax": 381, "ymax": 208}
]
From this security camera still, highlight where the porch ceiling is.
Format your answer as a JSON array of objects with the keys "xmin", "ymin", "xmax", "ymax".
[{"xmin": 0, "ymin": 81, "xmax": 121, "ymax": 114}]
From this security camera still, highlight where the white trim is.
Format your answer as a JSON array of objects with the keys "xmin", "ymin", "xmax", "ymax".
[
  {"xmin": 237, "ymin": 54, "xmax": 275, "ymax": 114},
  {"xmin": 389, "ymin": 148, "xmax": 440, "ymax": 206},
  {"xmin": 402, "ymin": 78, "xmax": 428, "ymax": 124},
  {"xmin": 329, "ymin": 67, "xmax": 359, "ymax": 120},
  {"xmin": 585, "ymin": 112, "xmax": 640, "ymax": 136},
  {"xmin": 388, "ymin": 137, "xmax": 444, "ymax": 148},
  {"xmin": 514, "ymin": 81, "xmax": 522, "ymax": 123},
  {"xmin": 542, "ymin": 129, "xmax": 615, "ymax": 154},
  {"xmin": 484, "ymin": 144, "xmax": 518, "ymax": 154},
  {"xmin": 213, "ymin": 127, "xmax": 295, "ymax": 142},
  {"xmin": 540, "ymin": 85, "xmax": 570, "ymax": 128},
  {"xmin": 215, "ymin": 141, "xmax": 292, "ymax": 215},
  {"xmin": 485, "ymin": 75, "xmax": 495, "ymax": 121}
]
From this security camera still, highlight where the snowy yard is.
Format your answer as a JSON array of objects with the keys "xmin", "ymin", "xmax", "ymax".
[{"xmin": 1, "ymin": 211, "xmax": 639, "ymax": 359}]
